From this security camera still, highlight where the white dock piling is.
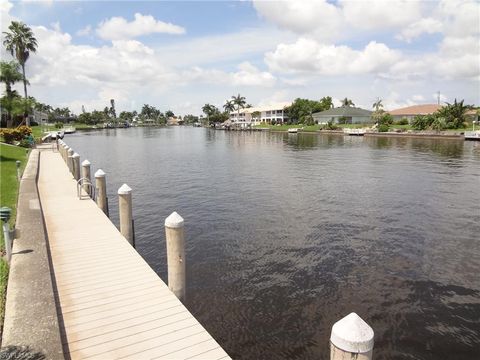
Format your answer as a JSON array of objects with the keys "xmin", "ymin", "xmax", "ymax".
[
  {"xmin": 72, "ymin": 153, "xmax": 80, "ymax": 180},
  {"xmin": 95, "ymin": 169, "xmax": 108, "ymax": 216},
  {"xmin": 81, "ymin": 159, "xmax": 91, "ymax": 195},
  {"xmin": 67, "ymin": 148, "xmax": 74, "ymax": 175},
  {"xmin": 330, "ymin": 312, "xmax": 374, "ymax": 360},
  {"xmin": 118, "ymin": 184, "xmax": 133, "ymax": 246},
  {"xmin": 164, "ymin": 211, "xmax": 186, "ymax": 302}
]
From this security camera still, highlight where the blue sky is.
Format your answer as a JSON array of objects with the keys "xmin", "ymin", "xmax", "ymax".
[{"xmin": 1, "ymin": 0, "xmax": 479, "ymax": 115}]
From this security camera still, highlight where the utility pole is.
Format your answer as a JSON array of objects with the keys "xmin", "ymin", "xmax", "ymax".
[{"xmin": 437, "ymin": 91, "xmax": 441, "ymax": 105}]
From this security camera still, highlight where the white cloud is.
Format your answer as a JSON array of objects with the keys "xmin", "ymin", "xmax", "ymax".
[
  {"xmin": 96, "ymin": 13, "xmax": 185, "ymax": 41},
  {"xmin": 341, "ymin": 0, "xmax": 422, "ymax": 30},
  {"xmin": 253, "ymin": 0, "xmax": 425, "ymax": 40},
  {"xmin": 76, "ymin": 24, "xmax": 92, "ymax": 37},
  {"xmin": 397, "ymin": 18, "xmax": 443, "ymax": 42},
  {"xmin": 265, "ymin": 38, "xmax": 401, "ymax": 75},
  {"xmin": 156, "ymin": 27, "xmax": 295, "ymax": 67},
  {"xmin": 436, "ymin": 0, "xmax": 480, "ymax": 38},
  {"xmin": 25, "ymin": 22, "xmax": 276, "ymax": 114},
  {"xmin": 253, "ymin": 0, "xmax": 343, "ymax": 41},
  {"xmin": 232, "ymin": 62, "xmax": 276, "ymax": 86}
]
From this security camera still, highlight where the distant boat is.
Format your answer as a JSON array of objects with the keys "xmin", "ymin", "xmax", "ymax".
[
  {"xmin": 288, "ymin": 128, "xmax": 299, "ymax": 133},
  {"xmin": 63, "ymin": 126, "xmax": 76, "ymax": 134},
  {"xmin": 42, "ymin": 130, "xmax": 64, "ymax": 141},
  {"xmin": 343, "ymin": 128, "xmax": 366, "ymax": 136},
  {"xmin": 464, "ymin": 131, "xmax": 480, "ymax": 141}
]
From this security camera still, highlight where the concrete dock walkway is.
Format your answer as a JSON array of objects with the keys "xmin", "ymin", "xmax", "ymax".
[{"xmin": 37, "ymin": 149, "xmax": 230, "ymax": 359}]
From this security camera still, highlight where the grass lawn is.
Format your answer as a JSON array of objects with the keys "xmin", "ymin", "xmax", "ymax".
[{"xmin": 0, "ymin": 143, "xmax": 28, "ymax": 328}]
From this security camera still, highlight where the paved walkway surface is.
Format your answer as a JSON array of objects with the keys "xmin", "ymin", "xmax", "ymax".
[
  {"xmin": 38, "ymin": 149, "xmax": 230, "ymax": 360},
  {"xmin": 2, "ymin": 149, "xmax": 64, "ymax": 359}
]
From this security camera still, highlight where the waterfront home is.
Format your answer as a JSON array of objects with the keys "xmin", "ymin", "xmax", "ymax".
[
  {"xmin": 230, "ymin": 102, "xmax": 291, "ymax": 128},
  {"xmin": 312, "ymin": 106, "xmax": 372, "ymax": 124},
  {"xmin": 167, "ymin": 116, "xmax": 184, "ymax": 126},
  {"xmin": 388, "ymin": 104, "xmax": 442, "ymax": 123}
]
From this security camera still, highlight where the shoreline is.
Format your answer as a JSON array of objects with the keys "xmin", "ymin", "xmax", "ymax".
[{"xmin": 258, "ymin": 129, "xmax": 467, "ymax": 140}]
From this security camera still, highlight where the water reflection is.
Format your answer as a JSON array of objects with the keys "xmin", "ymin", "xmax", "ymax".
[{"xmin": 66, "ymin": 128, "xmax": 480, "ymax": 360}]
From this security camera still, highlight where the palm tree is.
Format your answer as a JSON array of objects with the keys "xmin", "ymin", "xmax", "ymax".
[
  {"xmin": 223, "ymin": 100, "xmax": 235, "ymax": 120},
  {"xmin": 341, "ymin": 98, "xmax": 355, "ymax": 107},
  {"xmin": 3, "ymin": 21, "xmax": 38, "ymax": 125},
  {"xmin": 372, "ymin": 98, "xmax": 383, "ymax": 112},
  {"xmin": 202, "ymin": 103, "xmax": 216, "ymax": 124},
  {"xmin": 231, "ymin": 93, "xmax": 246, "ymax": 118},
  {"xmin": 0, "ymin": 60, "xmax": 23, "ymax": 97},
  {"xmin": 0, "ymin": 61, "xmax": 24, "ymax": 127}
]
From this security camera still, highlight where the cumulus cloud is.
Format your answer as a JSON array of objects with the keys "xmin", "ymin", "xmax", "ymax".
[
  {"xmin": 253, "ymin": 0, "xmax": 424, "ymax": 40},
  {"xmin": 397, "ymin": 18, "xmax": 443, "ymax": 42},
  {"xmin": 96, "ymin": 13, "xmax": 185, "ymax": 41},
  {"xmin": 24, "ymin": 21, "xmax": 276, "ymax": 113},
  {"xmin": 232, "ymin": 62, "xmax": 276, "ymax": 86},
  {"xmin": 340, "ymin": 0, "xmax": 422, "ymax": 31},
  {"xmin": 436, "ymin": 0, "xmax": 480, "ymax": 38},
  {"xmin": 265, "ymin": 38, "xmax": 401, "ymax": 75},
  {"xmin": 253, "ymin": 0, "xmax": 342, "ymax": 41}
]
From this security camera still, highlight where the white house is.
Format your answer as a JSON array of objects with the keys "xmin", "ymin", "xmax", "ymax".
[{"xmin": 230, "ymin": 102, "xmax": 291, "ymax": 128}]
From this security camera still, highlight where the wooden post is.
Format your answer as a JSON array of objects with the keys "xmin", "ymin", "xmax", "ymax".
[
  {"xmin": 95, "ymin": 169, "xmax": 108, "ymax": 216},
  {"xmin": 330, "ymin": 312, "xmax": 374, "ymax": 360},
  {"xmin": 72, "ymin": 153, "xmax": 81, "ymax": 180},
  {"xmin": 164, "ymin": 211, "xmax": 186, "ymax": 302},
  {"xmin": 81, "ymin": 159, "xmax": 92, "ymax": 195},
  {"xmin": 67, "ymin": 148, "xmax": 74, "ymax": 175},
  {"xmin": 118, "ymin": 184, "xmax": 133, "ymax": 246}
]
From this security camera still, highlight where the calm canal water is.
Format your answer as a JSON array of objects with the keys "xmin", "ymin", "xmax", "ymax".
[{"xmin": 66, "ymin": 127, "xmax": 480, "ymax": 360}]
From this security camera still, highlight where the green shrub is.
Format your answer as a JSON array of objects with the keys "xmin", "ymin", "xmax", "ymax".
[
  {"xmin": 411, "ymin": 114, "xmax": 435, "ymax": 130},
  {"xmin": 395, "ymin": 118, "xmax": 409, "ymax": 125},
  {"xmin": 378, "ymin": 124, "xmax": 390, "ymax": 132},
  {"xmin": 0, "ymin": 126, "xmax": 32, "ymax": 144},
  {"xmin": 55, "ymin": 122, "xmax": 63, "ymax": 129}
]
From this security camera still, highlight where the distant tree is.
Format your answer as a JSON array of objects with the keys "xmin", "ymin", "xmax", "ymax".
[
  {"xmin": 435, "ymin": 99, "xmax": 472, "ymax": 129},
  {"xmin": 285, "ymin": 97, "xmax": 333, "ymax": 124},
  {"xmin": 231, "ymin": 93, "xmax": 246, "ymax": 118},
  {"xmin": 341, "ymin": 98, "xmax": 355, "ymax": 107},
  {"xmin": 3, "ymin": 21, "xmax": 38, "ymax": 125},
  {"xmin": 165, "ymin": 110, "xmax": 174, "ymax": 118},
  {"xmin": 202, "ymin": 103, "xmax": 216, "ymax": 123},
  {"xmin": 0, "ymin": 60, "xmax": 24, "ymax": 127},
  {"xmin": 251, "ymin": 111, "xmax": 261, "ymax": 122},
  {"xmin": 223, "ymin": 100, "xmax": 235, "ymax": 114},
  {"xmin": 109, "ymin": 99, "xmax": 117, "ymax": 120},
  {"xmin": 183, "ymin": 114, "xmax": 199, "ymax": 124},
  {"xmin": 119, "ymin": 111, "xmax": 136, "ymax": 123},
  {"xmin": 319, "ymin": 96, "xmax": 334, "ymax": 110},
  {"xmin": 372, "ymin": 98, "xmax": 383, "ymax": 112}
]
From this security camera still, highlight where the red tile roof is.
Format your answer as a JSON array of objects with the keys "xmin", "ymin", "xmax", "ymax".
[{"xmin": 388, "ymin": 104, "xmax": 442, "ymax": 116}]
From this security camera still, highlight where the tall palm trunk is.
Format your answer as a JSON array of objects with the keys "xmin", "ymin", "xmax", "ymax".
[{"xmin": 21, "ymin": 63, "xmax": 29, "ymax": 126}]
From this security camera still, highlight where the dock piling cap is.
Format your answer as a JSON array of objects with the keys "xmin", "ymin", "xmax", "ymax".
[
  {"xmin": 72, "ymin": 153, "xmax": 80, "ymax": 158},
  {"xmin": 94, "ymin": 169, "xmax": 106, "ymax": 178},
  {"xmin": 165, "ymin": 211, "xmax": 184, "ymax": 228},
  {"xmin": 82, "ymin": 159, "xmax": 91, "ymax": 166},
  {"xmin": 330, "ymin": 312, "xmax": 374, "ymax": 353},
  {"xmin": 118, "ymin": 183, "xmax": 132, "ymax": 195}
]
